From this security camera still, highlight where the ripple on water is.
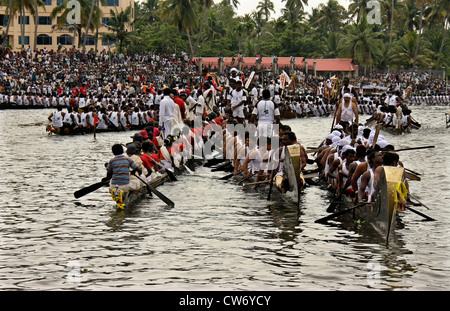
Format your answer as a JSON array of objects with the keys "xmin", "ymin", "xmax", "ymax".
[{"xmin": 1, "ymin": 108, "xmax": 449, "ymax": 290}]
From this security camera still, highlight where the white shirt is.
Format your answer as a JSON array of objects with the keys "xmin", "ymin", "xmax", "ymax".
[
  {"xmin": 159, "ymin": 96, "xmax": 175, "ymax": 123},
  {"xmin": 252, "ymin": 99, "xmax": 279, "ymax": 123}
]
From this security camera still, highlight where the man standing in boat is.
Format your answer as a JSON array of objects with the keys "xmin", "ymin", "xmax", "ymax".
[{"xmin": 336, "ymin": 90, "xmax": 359, "ymax": 126}]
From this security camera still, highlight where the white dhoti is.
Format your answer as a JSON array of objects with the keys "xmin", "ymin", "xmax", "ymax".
[{"xmin": 163, "ymin": 119, "xmax": 173, "ymax": 138}]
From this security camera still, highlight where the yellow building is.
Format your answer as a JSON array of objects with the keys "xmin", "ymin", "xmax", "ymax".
[{"xmin": 0, "ymin": 0, "xmax": 134, "ymax": 52}]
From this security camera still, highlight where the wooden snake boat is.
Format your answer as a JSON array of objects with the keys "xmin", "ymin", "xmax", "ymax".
[
  {"xmin": 326, "ymin": 166, "xmax": 407, "ymax": 241},
  {"xmin": 226, "ymin": 144, "xmax": 306, "ymax": 207},
  {"xmin": 109, "ymin": 172, "xmax": 170, "ymax": 209}
]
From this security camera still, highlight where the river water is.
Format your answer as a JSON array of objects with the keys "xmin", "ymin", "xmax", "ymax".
[{"xmin": 0, "ymin": 106, "xmax": 448, "ymax": 291}]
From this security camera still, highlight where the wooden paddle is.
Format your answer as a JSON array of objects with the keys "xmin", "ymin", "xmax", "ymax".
[
  {"xmin": 395, "ymin": 145, "xmax": 435, "ymax": 152},
  {"xmin": 405, "ymin": 206, "xmax": 435, "ymax": 221},
  {"xmin": 267, "ymin": 170, "xmax": 275, "ymax": 201},
  {"xmin": 316, "ymin": 202, "xmax": 366, "ymax": 224},
  {"xmin": 151, "ymin": 159, "xmax": 177, "ymax": 181},
  {"xmin": 405, "ymin": 171, "xmax": 421, "ymax": 181},
  {"xmin": 242, "ymin": 180, "xmax": 270, "ymax": 187},
  {"xmin": 133, "ymin": 174, "xmax": 175, "ymax": 208},
  {"xmin": 408, "ymin": 194, "xmax": 430, "ymax": 210},
  {"xmin": 74, "ymin": 179, "xmax": 110, "ymax": 199},
  {"xmin": 371, "ymin": 123, "xmax": 382, "ymax": 149},
  {"xmin": 219, "ymin": 172, "xmax": 235, "ymax": 180}
]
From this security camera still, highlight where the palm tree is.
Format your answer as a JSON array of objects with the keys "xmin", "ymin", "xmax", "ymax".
[
  {"xmin": 51, "ymin": 0, "xmax": 103, "ymax": 48},
  {"xmin": 32, "ymin": 0, "xmax": 49, "ymax": 51},
  {"xmin": 282, "ymin": 0, "xmax": 308, "ymax": 11},
  {"xmin": 427, "ymin": 0, "xmax": 450, "ymax": 56},
  {"xmin": 137, "ymin": 0, "xmax": 160, "ymax": 25},
  {"xmin": 339, "ymin": 15, "xmax": 383, "ymax": 66},
  {"xmin": 6, "ymin": 0, "xmax": 43, "ymax": 49},
  {"xmin": 160, "ymin": 0, "xmax": 199, "ymax": 56},
  {"xmin": 221, "ymin": 0, "xmax": 240, "ymax": 9},
  {"xmin": 392, "ymin": 30, "xmax": 433, "ymax": 68},
  {"xmin": 1, "ymin": 0, "xmax": 14, "ymax": 47},
  {"xmin": 314, "ymin": 32, "xmax": 342, "ymax": 58},
  {"xmin": 348, "ymin": 0, "xmax": 371, "ymax": 23},
  {"xmin": 194, "ymin": 0, "xmax": 214, "ymax": 54},
  {"xmin": 313, "ymin": 0, "xmax": 347, "ymax": 33},
  {"xmin": 101, "ymin": 5, "xmax": 133, "ymax": 53},
  {"xmin": 412, "ymin": 0, "xmax": 431, "ymax": 69},
  {"xmin": 257, "ymin": 0, "xmax": 275, "ymax": 22}
]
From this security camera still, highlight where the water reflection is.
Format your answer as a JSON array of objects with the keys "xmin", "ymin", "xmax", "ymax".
[{"xmin": 0, "ymin": 107, "xmax": 449, "ymax": 290}]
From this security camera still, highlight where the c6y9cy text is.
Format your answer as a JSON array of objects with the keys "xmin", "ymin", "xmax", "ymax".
[{"xmin": 179, "ymin": 295, "xmax": 271, "ymax": 308}]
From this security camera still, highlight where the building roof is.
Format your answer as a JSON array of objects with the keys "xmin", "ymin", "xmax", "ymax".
[{"xmin": 194, "ymin": 57, "xmax": 355, "ymax": 72}]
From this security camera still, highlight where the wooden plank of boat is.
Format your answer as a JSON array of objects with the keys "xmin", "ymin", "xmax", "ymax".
[
  {"xmin": 331, "ymin": 166, "xmax": 404, "ymax": 241},
  {"xmin": 446, "ymin": 111, "xmax": 450, "ymax": 128},
  {"xmin": 46, "ymin": 122, "xmax": 146, "ymax": 136},
  {"xmin": 284, "ymin": 144, "xmax": 303, "ymax": 205},
  {"xmin": 112, "ymin": 172, "xmax": 170, "ymax": 209},
  {"xmin": 234, "ymin": 144, "xmax": 304, "ymax": 207},
  {"xmin": 360, "ymin": 166, "xmax": 404, "ymax": 241}
]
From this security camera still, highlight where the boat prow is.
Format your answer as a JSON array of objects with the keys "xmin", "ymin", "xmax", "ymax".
[
  {"xmin": 284, "ymin": 144, "xmax": 304, "ymax": 203},
  {"xmin": 358, "ymin": 166, "xmax": 405, "ymax": 241}
]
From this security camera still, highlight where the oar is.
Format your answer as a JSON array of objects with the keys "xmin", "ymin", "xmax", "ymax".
[
  {"xmin": 133, "ymin": 174, "xmax": 175, "ymax": 208},
  {"xmin": 219, "ymin": 172, "xmax": 235, "ymax": 180},
  {"xmin": 315, "ymin": 202, "xmax": 366, "ymax": 224},
  {"xmin": 183, "ymin": 164, "xmax": 194, "ymax": 174},
  {"xmin": 267, "ymin": 170, "xmax": 275, "ymax": 201},
  {"xmin": 371, "ymin": 123, "xmax": 382, "ymax": 149},
  {"xmin": 408, "ymin": 194, "xmax": 430, "ymax": 210},
  {"xmin": 405, "ymin": 206, "xmax": 435, "ymax": 221},
  {"xmin": 74, "ymin": 178, "xmax": 110, "ymax": 199},
  {"xmin": 151, "ymin": 159, "xmax": 177, "ymax": 182},
  {"xmin": 405, "ymin": 168, "xmax": 421, "ymax": 176},
  {"xmin": 405, "ymin": 171, "xmax": 421, "ymax": 181},
  {"xmin": 242, "ymin": 180, "xmax": 270, "ymax": 187},
  {"xmin": 395, "ymin": 146, "xmax": 435, "ymax": 152}
]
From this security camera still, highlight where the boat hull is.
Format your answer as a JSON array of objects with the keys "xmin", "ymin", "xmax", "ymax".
[{"xmin": 333, "ymin": 166, "xmax": 404, "ymax": 241}]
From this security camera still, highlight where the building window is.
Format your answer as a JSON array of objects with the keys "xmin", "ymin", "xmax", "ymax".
[
  {"xmin": 102, "ymin": 17, "xmax": 110, "ymax": 25},
  {"xmin": 38, "ymin": 16, "xmax": 52, "ymax": 25},
  {"xmin": 57, "ymin": 34, "xmax": 73, "ymax": 46},
  {"xmin": 43, "ymin": 0, "xmax": 52, "ymax": 5},
  {"xmin": 106, "ymin": 0, "xmax": 119, "ymax": 6},
  {"xmin": 102, "ymin": 38, "xmax": 117, "ymax": 46},
  {"xmin": 37, "ymin": 34, "xmax": 52, "ymax": 45},
  {"xmin": 0, "ymin": 15, "xmax": 9, "ymax": 27},
  {"xmin": 81, "ymin": 35, "xmax": 96, "ymax": 46},
  {"xmin": 18, "ymin": 16, "xmax": 30, "ymax": 25},
  {"xmin": 57, "ymin": 0, "xmax": 64, "ymax": 4},
  {"xmin": 19, "ymin": 36, "xmax": 30, "ymax": 45}
]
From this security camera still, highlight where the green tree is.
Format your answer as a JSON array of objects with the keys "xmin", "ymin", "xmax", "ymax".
[
  {"xmin": 339, "ymin": 15, "xmax": 383, "ymax": 66},
  {"xmin": 313, "ymin": 0, "xmax": 347, "ymax": 33},
  {"xmin": 101, "ymin": 5, "xmax": 133, "ymax": 53},
  {"xmin": 160, "ymin": 0, "xmax": 199, "ymax": 56},
  {"xmin": 1, "ymin": 0, "xmax": 13, "ymax": 47},
  {"xmin": 257, "ymin": 0, "xmax": 275, "ymax": 22},
  {"xmin": 51, "ymin": 0, "xmax": 103, "ymax": 48}
]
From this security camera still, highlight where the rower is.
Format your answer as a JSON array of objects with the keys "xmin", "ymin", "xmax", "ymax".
[
  {"xmin": 337, "ymin": 146, "xmax": 356, "ymax": 196},
  {"xmin": 48, "ymin": 106, "xmax": 65, "ymax": 134},
  {"xmin": 357, "ymin": 150, "xmax": 383, "ymax": 204},
  {"xmin": 103, "ymin": 144, "xmax": 142, "ymax": 209},
  {"xmin": 373, "ymin": 152, "xmax": 409, "ymax": 211},
  {"xmin": 274, "ymin": 131, "xmax": 307, "ymax": 193},
  {"xmin": 242, "ymin": 136, "xmax": 270, "ymax": 183},
  {"xmin": 126, "ymin": 143, "xmax": 147, "ymax": 193}
]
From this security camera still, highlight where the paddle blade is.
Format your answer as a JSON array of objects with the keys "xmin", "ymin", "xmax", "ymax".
[
  {"xmin": 146, "ymin": 183, "xmax": 175, "ymax": 208},
  {"xmin": 315, "ymin": 206, "xmax": 358, "ymax": 224},
  {"xmin": 74, "ymin": 180, "xmax": 108, "ymax": 199}
]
